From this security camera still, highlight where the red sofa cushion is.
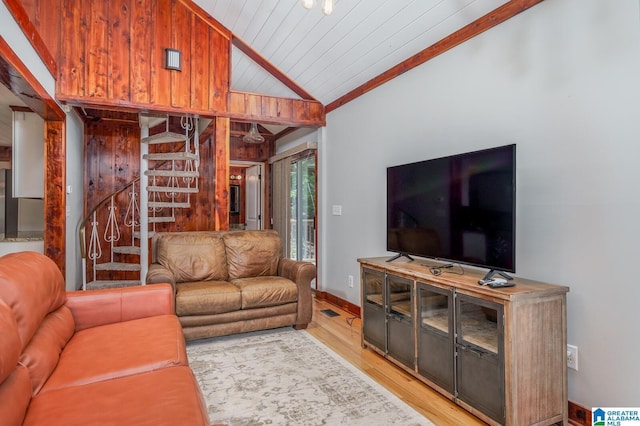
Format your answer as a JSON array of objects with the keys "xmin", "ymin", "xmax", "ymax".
[
  {"xmin": 40, "ymin": 315, "xmax": 187, "ymax": 392},
  {"xmin": 23, "ymin": 366, "xmax": 209, "ymax": 426}
]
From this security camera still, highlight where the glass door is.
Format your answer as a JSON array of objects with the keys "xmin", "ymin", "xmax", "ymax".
[{"xmin": 289, "ymin": 154, "xmax": 316, "ymax": 263}]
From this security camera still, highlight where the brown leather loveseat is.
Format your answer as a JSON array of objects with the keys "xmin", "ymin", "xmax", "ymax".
[
  {"xmin": 146, "ymin": 230, "xmax": 316, "ymax": 340},
  {"xmin": 0, "ymin": 251, "xmax": 209, "ymax": 426}
]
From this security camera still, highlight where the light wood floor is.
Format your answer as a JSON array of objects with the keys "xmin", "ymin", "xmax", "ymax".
[{"xmin": 306, "ymin": 298, "xmax": 487, "ymax": 426}]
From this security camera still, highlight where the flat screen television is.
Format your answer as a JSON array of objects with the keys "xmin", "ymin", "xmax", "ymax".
[{"xmin": 387, "ymin": 144, "xmax": 515, "ymax": 279}]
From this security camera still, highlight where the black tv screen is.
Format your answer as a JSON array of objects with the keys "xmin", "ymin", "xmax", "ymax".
[{"xmin": 387, "ymin": 144, "xmax": 515, "ymax": 273}]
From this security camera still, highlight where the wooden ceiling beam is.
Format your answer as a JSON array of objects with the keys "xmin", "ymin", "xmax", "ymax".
[
  {"xmin": 178, "ymin": 0, "xmax": 232, "ymax": 40},
  {"xmin": 0, "ymin": 36, "xmax": 64, "ymax": 121},
  {"xmin": 2, "ymin": 0, "xmax": 57, "ymax": 77},
  {"xmin": 326, "ymin": 0, "xmax": 545, "ymax": 113},
  {"xmin": 232, "ymin": 36, "xmax": 319, "ymax": 103}
]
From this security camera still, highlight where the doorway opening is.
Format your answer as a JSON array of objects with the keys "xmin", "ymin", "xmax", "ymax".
[{"xmin": 229, "ymin": 161, "xmax": 264, "ymax": 230}]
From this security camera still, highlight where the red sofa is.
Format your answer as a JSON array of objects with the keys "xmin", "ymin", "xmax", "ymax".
[{"xmin": 0, "ymin": 251, "xmax": 209, "ymax": 426}]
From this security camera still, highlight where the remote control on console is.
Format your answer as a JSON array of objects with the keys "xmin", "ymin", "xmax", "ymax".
[{"xmin": 478, "ymin": 278, "xmax": 515, "ymax": 288}]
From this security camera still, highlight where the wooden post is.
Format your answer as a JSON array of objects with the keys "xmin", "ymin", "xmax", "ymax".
[
  {"xmin": 44, "ymin": 120, "xmax": 66, "ymax": 273},
  {"xmin": 214, "ymin": 117, "xmax": 229, "ymax": 230}
]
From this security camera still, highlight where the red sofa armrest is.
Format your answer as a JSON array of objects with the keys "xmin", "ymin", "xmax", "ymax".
[{"xmin": 65, "ymin": 284, "xmax": 175, "ymax": 331}]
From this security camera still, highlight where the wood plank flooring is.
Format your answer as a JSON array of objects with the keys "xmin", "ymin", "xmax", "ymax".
[{"xmin": 306, "ymin": 298, "xmax": 486, "ymax": 426}]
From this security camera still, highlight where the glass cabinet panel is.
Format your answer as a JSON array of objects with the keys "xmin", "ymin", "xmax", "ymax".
[
  {"xmin": 419, "ymin": 286, "xmax": 450, "ymax": 334},
  {"xmin": 457, "ymin": 297, "xmax": 500, "ymax": 354},
  {"xmin": 387, "ymin": 274, "xmax": 414, "ymax": 369},
  {"xmin": 455, "ymin": 294, "xmax": 504, "ymax": 424},
  {"xmin": 388, "ymin": 275, "xmax": 412, "ymax": 320},
  {"xmin": 364, "ymin": 268, "xmax": 384, "ymax": 308},
  {"xmin": 417, "ymin": 283, "xmax": 454, "ymax": 393},
  {"xmin": 362, "ymin": 268, "xmax": 386, "ymax": 351}
]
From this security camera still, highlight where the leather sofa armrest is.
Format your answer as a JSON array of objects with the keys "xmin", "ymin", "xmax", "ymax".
[
  {"xmin": 146, "ymin": 263, "xmax": 176, "ymax": 290},
  {"xmin": 278, "ymin": 258, "xmax": 316, "ymax": 286},
  {"xmin": 65, "ymin": 284, "xmax": 175, "ymax": 332},
  {"xmin": 278, "ymin": 258, "xmax": 317, "ymax": 326}
]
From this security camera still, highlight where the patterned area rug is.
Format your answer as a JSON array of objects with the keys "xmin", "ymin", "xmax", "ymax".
[{"xmin": 186, "ymin": 328, "xmax": 434, "ymax": 426}]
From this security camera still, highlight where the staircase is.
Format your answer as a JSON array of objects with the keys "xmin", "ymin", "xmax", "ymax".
[{"xmin": 79, "ymin": 114, "xmax": 200, "ymax": 290}]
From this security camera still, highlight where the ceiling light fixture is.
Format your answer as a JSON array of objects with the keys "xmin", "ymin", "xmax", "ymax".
[
  {"xmin": 242, "ymin": 122, "xmax": 265, "ymax": 144},
  {"xmin": 301, "ymin": 0, "xmax": 334, "ymax": 16}
]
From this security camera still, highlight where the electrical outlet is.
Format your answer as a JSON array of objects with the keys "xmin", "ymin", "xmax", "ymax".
[
  {"xmin": 348, "ymin": 275, "xmax": 354, "ymax": 288},
  {"xmin": 567, "ymin": 344, "xmax": 578, "ymax": 370}
]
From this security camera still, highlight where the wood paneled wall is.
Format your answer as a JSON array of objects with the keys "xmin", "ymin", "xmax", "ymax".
[
  {"xmin": 19, "ymin": 0, "xmax": 326, "ymax": 125},
  {"xmin": 84, "ymin": 118, "xmax": 219, "ymax": 231},
  {"xmin": 0, "ymin": 147, "xmax": 11, "ymax": 162},
  {"xmin": 23, "ymin": 0, "xmax": 230, "ymax": 116},
  {"xmin": 229, "ymin": 92, "xmax": 325, "ymax": 126}
]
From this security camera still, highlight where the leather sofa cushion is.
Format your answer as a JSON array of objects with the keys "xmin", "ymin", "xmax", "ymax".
[
  {"xmin": 176, "ymin": 281, "xmax": 241, "ymax": 316},
  {"xmin": 40, "ymin": 315, "xmax": 187, "ymax": 392},
  {"xmin": 23, "ymin": 366, "xmax": 209, "ymax": 426},
  {"xmin": 19, "ymin": 305, "xmax": 75, "ymax": 395},
  {"xmin": 0, "ymin": 365, "xmax": 31, "ymax": 426},
  {"xmin": 0, "ymin": 301, "xmax": 20, "ymax": 384},
  {"xmin": 231, "ymin": 276, "xmax": 298, "ymax": 309},
  {"xmin": 224, "ymin": 230, "xmax": 281, "ymax": 279},
  {"xmin": 157, "ymin": 233, "xmax": 228, "ymax": 282},
  {"xmin": 0, "ymin": 252, "xmax": 66, "ymax": 351}
]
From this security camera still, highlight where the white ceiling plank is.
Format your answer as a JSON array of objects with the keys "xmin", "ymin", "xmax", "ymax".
[{"xmin": 197, "ymin": 0, "xmax": 517, "ymax": 106}]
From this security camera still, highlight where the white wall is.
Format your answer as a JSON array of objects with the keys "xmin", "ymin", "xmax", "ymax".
[
  {"xmin": 276, "ymin": 127, "xmax": 318, "ymax": 153},
  {"xmin": 65, "ymin": 109, "xmax": 84, "ymax": 291},
  {"xmin": 321, "ymin": 0, "xmax": 640, "ymax": 408}
]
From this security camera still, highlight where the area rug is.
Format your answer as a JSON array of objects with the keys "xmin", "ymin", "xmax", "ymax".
[{"xmin": 186, "ymin": 328, "xmax": 434, "ymax": 426}]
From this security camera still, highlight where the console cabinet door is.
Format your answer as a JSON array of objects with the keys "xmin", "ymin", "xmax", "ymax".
[
  {"xmin": 362, "ymin": 268, "xmax": 386, "ymax": 351},
  {"xmin": 417, "ymin": 283, "xmax": 454, "ymax": 393},
  {"xmin": 386, "ymin": 274, "xmax": 414, "ymax": 368},
  {"xmin": 455, "ymin": 294, "xmax": 505, "ymax": 424}
]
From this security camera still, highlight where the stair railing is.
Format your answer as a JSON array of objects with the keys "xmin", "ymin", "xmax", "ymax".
[
  {"xmin": 78, "ymin": 139, "xmax": 194, "ymax": 290},
  {"xmin": 78, "ymin": 178, "xmax": 142, "ymax": 290}
]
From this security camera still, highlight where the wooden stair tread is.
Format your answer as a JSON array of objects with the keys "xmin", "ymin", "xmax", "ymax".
[
  {"xmin": 112, "ymin": 246, "xmax": 140, "ymax": 255},
  {"xmin": 147, "ymin": 185, "xmax": 198, "ymax": 193},
  {"xmin": 148, "ymin": 216, "xmax": 176, "ymax": 223},
  {"xmin": 133, "ymin": 231, "xmax": 156, "ymax": 239},
  {"xmin": 143, "ymin": 152, "xmax": 198, "ymax": 161},
  {"xmin": 144, "ymin": 170, "xmax": 199, "ymax": 178},
  {"xmin": 86, "ymin": 280, "xmax": 142, "ymax": 290},
  {"xmin": 148, "ymin": 201, "xmax": 191, "ymax": 208},
  {"xmin": 94, "ymin": 262, "xmax": 141, "ymax": 271},
  {"xmin": 142, "ymin": 131, "xmax": 187, "ymax": 144}
]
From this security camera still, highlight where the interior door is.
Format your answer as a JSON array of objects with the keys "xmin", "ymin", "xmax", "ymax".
[{"xmin": 245, "ymin": 165, "xmax": 262, "ymax": 230}]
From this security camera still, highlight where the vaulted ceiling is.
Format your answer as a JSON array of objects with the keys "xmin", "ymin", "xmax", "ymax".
[
  {"xmin": 0, "ymin": 0, "xmax": 543, "ymax": 140},
  {"xmin": 194, "ymin": 0, "xmax": 535, "ymax": 108}
]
